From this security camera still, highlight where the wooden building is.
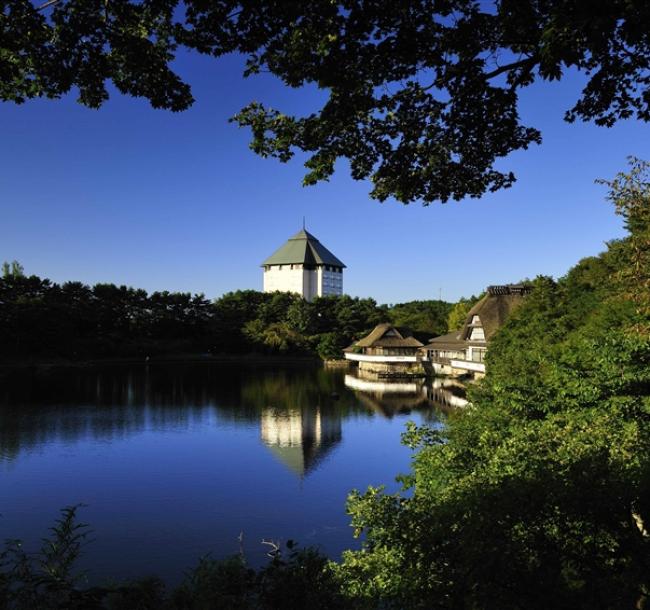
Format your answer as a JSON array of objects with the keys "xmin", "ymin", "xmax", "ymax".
[
  {"xmin": 344, "ymin": 323, "xmax": 424, "ymax": 377},
  {"xmin": 422, "ymin": 285, "xmax": 530, "ymax": 377}
]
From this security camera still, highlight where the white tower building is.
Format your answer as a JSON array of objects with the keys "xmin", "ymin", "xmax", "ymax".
[{"xmin": 261, "ymin": 229, "xmax": 345, "ymax": 301}]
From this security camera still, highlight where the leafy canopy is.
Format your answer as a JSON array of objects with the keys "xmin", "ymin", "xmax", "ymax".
[
  {"xmin": 1, "ymin": 260, "xmax": 24, "ymax": 279},
  {"xmin": 388, "ymin": 299, "xmax": 451, "ymax": 341},
  {"xmin": 1, "ymin": 272, "xmax": 458, "ymax": 361},
  {"xmin": 446, "ymin": 294, "xmax": 481, "ymax": 331},
  {"xmin": 337, "ymin": 160, "xmax": 650, "ymax": 608},
  {"xmin": 2, "ymin": 1, "xmax": 649, "ymax": 203}
]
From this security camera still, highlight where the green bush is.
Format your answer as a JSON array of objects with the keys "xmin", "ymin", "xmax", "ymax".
[{"xmin": 336, "ymin": 160, "xmax": 650, "ymax": 609}]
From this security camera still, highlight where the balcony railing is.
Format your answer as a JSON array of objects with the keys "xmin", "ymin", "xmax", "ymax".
[
  {"xmin": 450, "ymin": 359, "xmax": 485, "ymax": 373},
  {"xmin": 344, "ymin": 353, "xmax": 419, "ymax": 363}
]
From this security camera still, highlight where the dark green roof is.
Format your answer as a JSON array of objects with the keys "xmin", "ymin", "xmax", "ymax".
[{"xmin": 261, "ymin": 229, "xmax": 346, "ymax": 267}]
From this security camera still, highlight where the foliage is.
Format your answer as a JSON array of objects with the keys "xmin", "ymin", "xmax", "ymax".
[
  {"xmin": 446, "ymin": 294, "xmax": 481, "ymax": 331},
  {"xmin": 256, "ymin": 542, "xmax": 348, "ymax": 610},
  {"xmin": 387, "ymin": 300, "xmax": 451, "ymax": 342},
  {"xmin": 0, "ymin": 277, "xmax": 215, "ymax": 360},
  {"xmin": 0, "ymin": 517, "xmax": 349, "ymax": 610},
  {"xmin": 315, "ymin": 332, "xmax": 347, "ymax": 360},
  {"xmin": 598, "ymin": 156, "xmax": 650, "ymax": 327},
  {"xmin": 337, "ymin": 159, "xmax": 650, "ymax": 608},
  {"xmin": 0, "ymin": 505, "xmax": 91, "ymax": 609},
  {"xmin": 3, "ymin": 2, "xmax": 650, "ymax": 202},
  {"xmin": 0, "ymin": 273, "xmax": 459, "ymax": 361},
  {"xmin": 1, "ymin": 261, "xmax": 24, "ymax": 279},
  {"xmin": 171, "ymin": 555, "xmax": 256, "ymax": 610},
  {"xmin": 243, "ymin": 320, "xmax": 309, "ymax": 354}
]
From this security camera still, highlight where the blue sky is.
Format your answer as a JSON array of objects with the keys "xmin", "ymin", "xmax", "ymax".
[{"xmin": 0, "ymin": 51, "xmax": 647, "ymax": 304}]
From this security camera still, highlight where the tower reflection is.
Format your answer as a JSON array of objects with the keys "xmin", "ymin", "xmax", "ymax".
[{"xmin": 260, "ymin": 406, "xmax": 342, "ymax": 477}]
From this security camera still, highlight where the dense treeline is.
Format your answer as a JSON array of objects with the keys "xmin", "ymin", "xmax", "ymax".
[
  {"xmin": 446, "ymin": 294, "xmax": 483, "ymax": 331},
  {"xmin": 385, "ymin": 300, "xmax": 452, "ymax": 342},
  {"xmin": 0, "ymin": 275, "xmax": 453, "ymax": 362}
]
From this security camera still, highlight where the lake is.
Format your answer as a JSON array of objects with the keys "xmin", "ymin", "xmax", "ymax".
[{"xmin": 0, "ymin": 362, "xmax": 464, "ymax": 584}]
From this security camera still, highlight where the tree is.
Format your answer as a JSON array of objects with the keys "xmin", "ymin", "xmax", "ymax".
[
  {"xmin": 337, "ymin": 160, "xmax": 650, "ymax": 608},
  {"xmin": 388, "ymin": 300, "xmax": 451, "ymax": 341},
  {"xmin": 447, "ymin": 295, "xmax": 481, "ymax": 331},
  {"xmin": 316, "ymin": 331, "xmax": 347, "ymax": 360},
  {"xmin": 1, "ymin": 260, "xmax": 24, "ymax": 278},
  {"xmin": 286, "ymin": 298, "xmax": 316, "ymax": 334},
  {"xmin": 2, "ymin": 1, "xmax": 649, "ymax": 203}
]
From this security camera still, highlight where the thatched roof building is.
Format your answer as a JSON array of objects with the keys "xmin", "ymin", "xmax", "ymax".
[
  {"xmin": 459, "ymin": 285, "xmax": 530, "ymax": 342},
  {"xmin": 353, "ymin": 323, "xmax": 424, "ymax": 350},
  {"xmin": 421, "ymin": 284, "xmax": 531, "ymax": 377},
  {"xmin": 345, "ymin": 323, "xmax": 425, "ymax": 376},
  {"xmin": 422, "ymin": 330, "xmax": 465, "ymax": 350}
]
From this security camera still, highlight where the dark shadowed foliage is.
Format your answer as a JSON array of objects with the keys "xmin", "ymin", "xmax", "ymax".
[{"xmin": 0, "ymin": 278, "xmax": 456, "ymax": 362}]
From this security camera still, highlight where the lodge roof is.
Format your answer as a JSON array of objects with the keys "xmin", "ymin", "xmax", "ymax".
[
  {"xmin": 460, "ymin": 285, "xmax": 528, "ymax": 341},
  {"xmin": 261, "ymin": 229, "xmax": 346, "ymax": 268},
  {"xmin": 354, "ymin": 323, "xmax": 424, "ymax": 348},
  {"xmin": 486, "ymin": 284, "xmax": 531, "ymax": 296},
  {"xmin": 422, "ymin": 331, "xmax": 465, "ymax": 351}
]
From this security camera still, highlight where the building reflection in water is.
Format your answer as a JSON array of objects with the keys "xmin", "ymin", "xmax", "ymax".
[
  {"xmin": 0, "ymin": 364, "xmax": 346, "ymax": 479},
  {"xmin": 1, "ymin": 363, "xmax": 449, "ymax": 585},
  {"xmin": 423, "ymin": 379, "xmax": 469, "ymax": 410},
  {"xmin": 344, "ymin": 373, "xmax": 468, "ymax": 417},
  {"xmin": 0, "ymin": 364, "xmax": 461, "ymax": 472},
  {"xmin": 260, "ymin": 406, "xmax": 342, "ymax": 478}
]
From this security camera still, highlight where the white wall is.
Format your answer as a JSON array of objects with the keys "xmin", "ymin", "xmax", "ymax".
[
  {"xmin": 263, "ymin": 265, "xmax": 304, "ymax": 295},
  {"xmin": 345, "ymin": 353, "xmax": 418, "ymax": 362},
  {"xmin": 469, "ymin": 327, "xmax": 485, "ymax": 341},
  {"xmin": 303, "ymin": 268, "xmax": 318, "ymax": 301},
  {"xmin": 450, "ymin": 359, "xmax": 486, "ymax": 373},
  {"xmin": 263, "ymin": 265, "xmax": 344, "ymax": 301}
]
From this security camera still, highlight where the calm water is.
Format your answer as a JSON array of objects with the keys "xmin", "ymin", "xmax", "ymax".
[{"xmin": 0, "ymin": 363, "xmax": 463, "ymax": 584}]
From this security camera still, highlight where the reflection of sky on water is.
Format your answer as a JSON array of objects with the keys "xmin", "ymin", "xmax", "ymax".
[{"xmin": 0, "ymin": 363, "xmax": 451, "ymax": 584}]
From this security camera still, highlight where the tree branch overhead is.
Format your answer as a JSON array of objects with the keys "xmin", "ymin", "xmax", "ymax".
[{"xmin": 1, "ymin": 0, "xmax": 649, "ymax": 203}]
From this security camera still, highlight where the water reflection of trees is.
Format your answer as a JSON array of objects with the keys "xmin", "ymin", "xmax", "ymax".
[
  {"xmin": 0, "ymin": 364, "xmax": 461, "ymax": 464},
  {"xmin": 0, "ymin": 364, "xmax": 354, "ymax": 463}
]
